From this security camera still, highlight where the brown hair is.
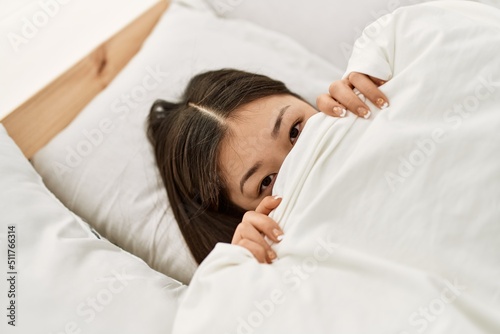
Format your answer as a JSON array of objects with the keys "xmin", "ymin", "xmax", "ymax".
[{"xmin": 147, "ymin": 68, "xmax": 301, "ymax": 263}]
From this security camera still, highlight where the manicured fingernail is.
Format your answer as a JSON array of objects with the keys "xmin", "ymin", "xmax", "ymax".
[
  {"xmin": 333, "ymin": 106, "xmax": 347, "ymax": 117},
  {"xmin": 357, "ymin": 107, "xmax": 371, "ymax": 119},
  {"xmin": 274, "ymin": 195, "xmax": 282, "ymax": 200},
  {"xmin": 268, "ymin": 250, "xmax": 276, "ymax": 260},
  {"xmin": 273, "ymin": 228, "xmax": 284, "ymax": 241},
  {"xmin": 376, "ymin": 98, "xmax": 389, "ymax": 109}
]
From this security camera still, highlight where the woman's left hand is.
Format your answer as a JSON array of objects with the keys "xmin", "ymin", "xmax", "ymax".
[
  {"xmin": 231, "ymin": 196, "xmax": 284, "ymax": 264},
  {"xmin": 316, "ymin": 72, "xmax": 389, "ymax": 119}
]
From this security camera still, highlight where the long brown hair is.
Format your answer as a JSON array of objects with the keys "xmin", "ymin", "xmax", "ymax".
[{"xmin": 147, "ymin": 69, "xmax": 301, "ymax": 263}]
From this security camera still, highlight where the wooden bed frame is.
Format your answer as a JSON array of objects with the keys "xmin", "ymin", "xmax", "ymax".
[{"xmin": 1, "ymin": 0, "xmax": 170, "ymax": 158}]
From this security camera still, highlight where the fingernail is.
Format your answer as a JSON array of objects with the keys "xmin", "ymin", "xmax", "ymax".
[
  {"xmin": 357, "ymin": 107, "xmax": 371, "ymax": 119},
  {"xmin": 274, "ymin": 195, "xmax": 282, "ymax": 200},
  {"xmin": 376, "ymin": 98, "xmax": 389, "ymax": 109},
  {"xmin": 333, "ymin": 106, "xmax": 347, "ymax": 117},
  {"xmin": 273, "ymin": 228, "xmax": 284, "ymax": 241},
  {"xmin": 267, "ymin": 250, "xmax": 276, "ymax": 260}
]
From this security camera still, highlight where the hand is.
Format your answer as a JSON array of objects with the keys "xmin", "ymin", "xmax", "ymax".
[
  {"xmin": 231, "ymin": 196, "xmax": 284, "ymax": 264},
  {"xmin": 316, "ymin": 72, "xmax": 389, "ymax": 119}
]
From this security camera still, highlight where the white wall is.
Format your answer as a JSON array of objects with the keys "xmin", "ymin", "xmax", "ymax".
[{"xmin": 0, "ymin": 0, "xmax": 159, "ymax": 119}]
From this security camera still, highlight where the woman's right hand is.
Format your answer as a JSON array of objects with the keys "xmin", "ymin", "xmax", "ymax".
[
  {"xmin": 316, "ymin": 72, "xmax": 389, "ymax": 119},
  {"xmin": 231, "ymin": 196, "xmax": 284, "ymax": 264}
]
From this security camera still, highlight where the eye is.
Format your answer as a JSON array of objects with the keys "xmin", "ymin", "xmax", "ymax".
[
  {"xmin": 259, "ymin": 174, "xmax": 277, "ymax": 194},
  {"xmin": 290, "ymin": 122, "xmax": 301, "ymax": 145}
]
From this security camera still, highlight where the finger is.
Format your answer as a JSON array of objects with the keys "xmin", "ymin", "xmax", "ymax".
[
  {"xmin": 242, "ymin": 211, "xmax": 284, "ymax": 243},
  {"xmin": 368, "ymin": 75, "xmax": 387, "ymax": 86},
  {"xmin": 316, "ymin": 94, "xmax": 347, "ymax": 117},
  {"xmin": 348, "ymin": 72, "xmax": 389, "ymax": 109},
  {"xmin": 238, "ymin": 223, "xmax": 276, "ymax": 260},
  {"xmin": 255, "ymin": 195, "xmax": 282, "ymax": 216},
  {"xmin": 329, "ymin": 79, "xmax": 372, "ymax": 119},
  {"xmin": 238, "ymin": 239, "xmax": 271, "ymax": 264}
]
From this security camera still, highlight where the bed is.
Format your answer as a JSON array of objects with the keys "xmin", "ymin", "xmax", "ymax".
[{"xmin": 1, "ymin": 0, "xmax": 499, "ymax": 333}]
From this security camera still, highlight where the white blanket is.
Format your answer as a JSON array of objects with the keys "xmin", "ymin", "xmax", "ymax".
[{"xmin": 172, "ymin": 2, "xmax": 500, "ymax": 333}]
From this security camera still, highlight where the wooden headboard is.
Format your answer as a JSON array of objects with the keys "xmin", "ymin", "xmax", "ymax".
[{"xmin": 1, "ymin": 0, "xmax": 169, "ymax": 158}]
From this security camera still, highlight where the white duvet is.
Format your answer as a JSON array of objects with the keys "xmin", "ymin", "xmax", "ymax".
[{"xmin": 172, "ymin": 2, "xmax": 500, "ymax": 333}]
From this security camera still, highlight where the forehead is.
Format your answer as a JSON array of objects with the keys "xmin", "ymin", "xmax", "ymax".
[
  {"xmin": 219, "ymin": 96, "xmax": 282, "ymax": 171},
  {"xmin": 222, "ymin": 94, "xmax": 297, "ymax": 153},
  {"xmin": 219, "ymin": 95, "xmax": 295, "ymax": 184},
  {"xmin": 229, "ymin": 95, "xmax": 290, "ymax": 130}
]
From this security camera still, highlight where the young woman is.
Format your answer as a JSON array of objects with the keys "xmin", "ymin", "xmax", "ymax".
[{"xmin": 148, "ymin": 69, "xmax": 388, "ymax": 264}]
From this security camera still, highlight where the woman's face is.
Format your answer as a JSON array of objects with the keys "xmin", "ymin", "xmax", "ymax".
[{"xmin": 219, "ymin": 94, "xmax": 318, "ymax": 211}]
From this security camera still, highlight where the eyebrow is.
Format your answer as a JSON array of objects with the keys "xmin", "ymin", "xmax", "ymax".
[
  {"xmin": 240, "ymin": 161, "xmax": 262, "ymax": 194},
  {"xmin": 239, "ymin": 104, "xmax": 291, "ymax": 194},
  {"xmin": 271, "ymin": 105, "xmax": 291, "ymax": 139}
]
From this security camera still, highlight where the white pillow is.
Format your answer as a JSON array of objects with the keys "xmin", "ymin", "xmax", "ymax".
[
  {"xmin": 188, "ymin": 0, "xmax": 444, "ymax": 70},
  {"xmin": 31, "ymin": 2, "xmax": 341, "ymax": 284},
  {"xmin": 0, "ymin": 124, "xmax": 185, "ymax": 333}
]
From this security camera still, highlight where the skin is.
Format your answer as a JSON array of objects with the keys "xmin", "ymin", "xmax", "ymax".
[
  {"xmin": 317, "ymin": 72, "xmax": 389, "ymax": 118},
  {"xmin": 220, "ymin": 94, "xmax": 318, "ymax": 211},
  {"xmin": 227, "ymin": 73, "xmax": 389, "ymax": 263}
]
